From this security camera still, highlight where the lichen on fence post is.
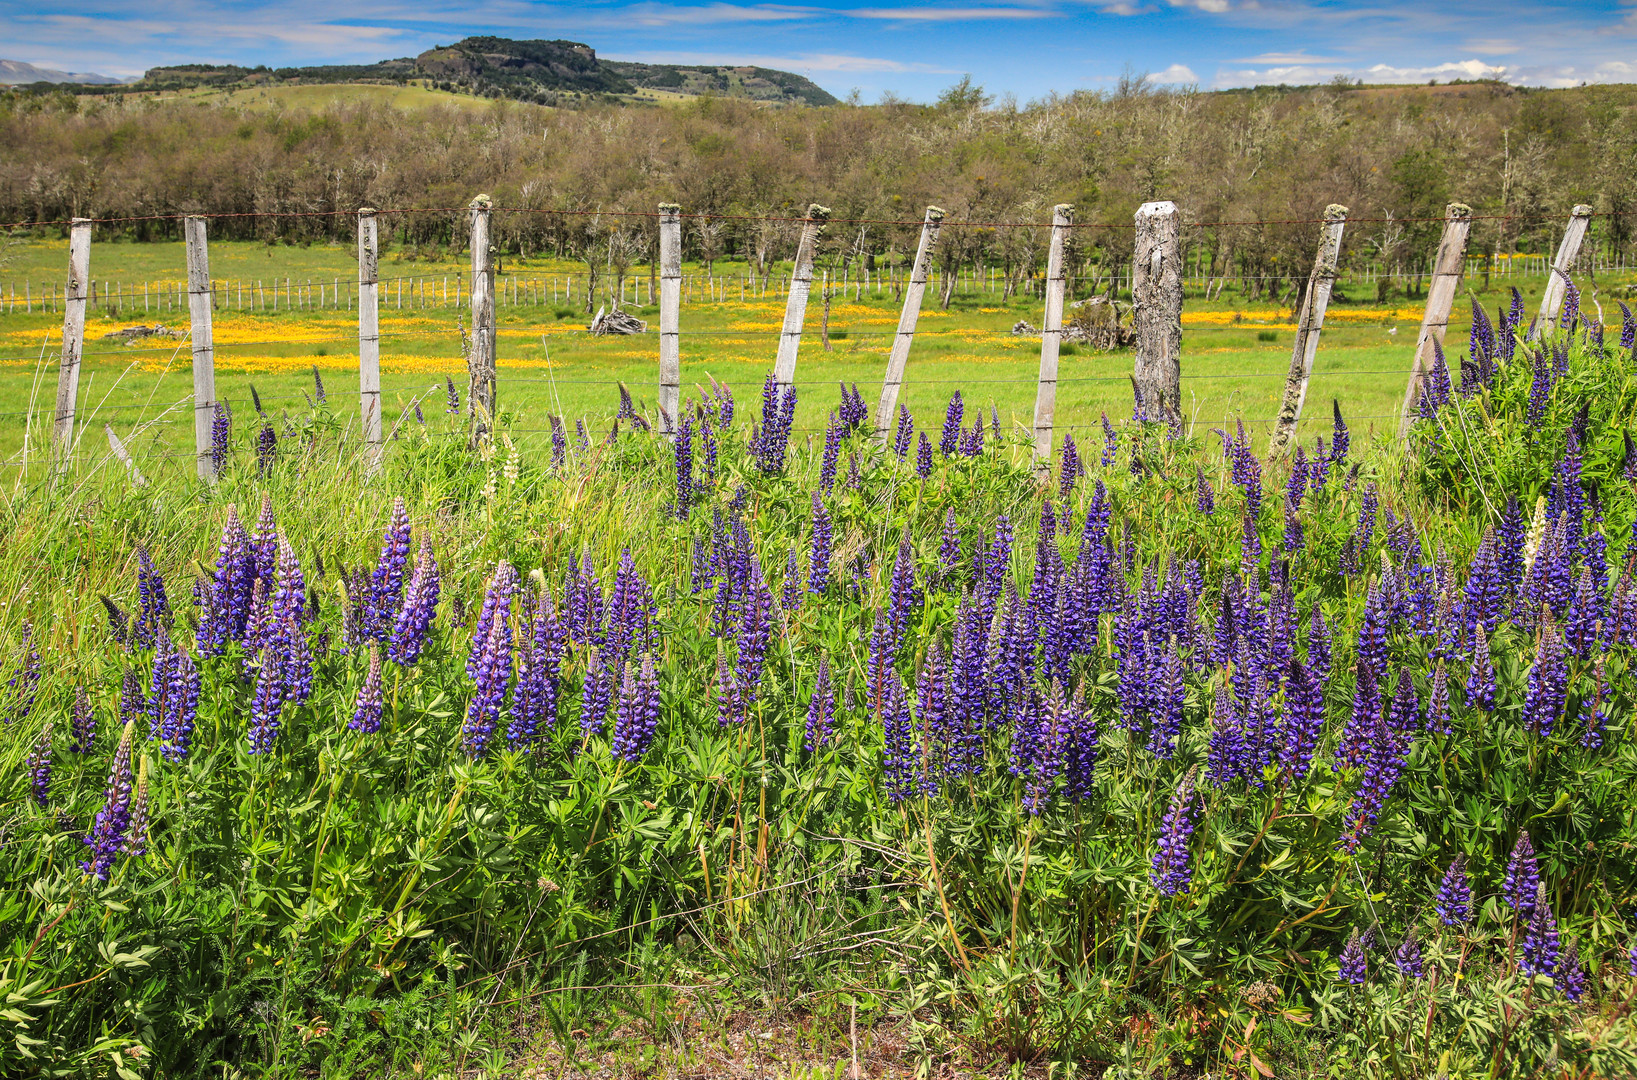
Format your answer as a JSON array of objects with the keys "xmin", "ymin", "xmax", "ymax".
[
  {"xmin": 185, "ymin": 215, "xmax": 218, "ymax": 482},
  {"xmin": 1398, "ymin": 203, "xmax": 1472, "ymax": 434},
  {"xmin": 467, "ymin": 195, "xmax": 497, "ymax": 447},
  {"xmin": 773, "ymin": 204, "xmax": 830, "ymax": 393},
  {"xmin": 874, "ymin": 206, "xmax": 944, "ymax": 442},
  {"xmin": 52, "ymin": 217, "xmax": 92, "ymax": 461},
  {"xmin": 1132, "ymin": 200, "xmax": 1183, "ymax": 430},
  {"xmin": 1271, "ymin": 204, "xmax": 1348, "ymax": 455},
  {"xmin": 657, "ymin": 203, "xmax": 682, "ymax": 436},
  {"xmin": 1031, "ymin": 203, "xmax": 1074, "ymax": 472}
]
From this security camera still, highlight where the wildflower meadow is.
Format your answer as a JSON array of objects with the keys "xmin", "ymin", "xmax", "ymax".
[{"xmin": 3, "ymin": 280, "xmax": 1637, "ymax": 1077}]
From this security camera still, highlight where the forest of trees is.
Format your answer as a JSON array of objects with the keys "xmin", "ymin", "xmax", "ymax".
[{"xmin": 3, "ymin": 75, "xmax": 1636, "ymax": 301}]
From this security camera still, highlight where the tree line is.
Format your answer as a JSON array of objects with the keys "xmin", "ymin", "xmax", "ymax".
[{"xmin": 3, "ymin": 75, "xmax": 1635, "ymax": 304}]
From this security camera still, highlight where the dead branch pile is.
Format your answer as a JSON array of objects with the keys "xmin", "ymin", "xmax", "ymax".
[
  {"xmin": 1066, "ymin": 296, "xmax": 1136, "ymax": 349},
  {"xmin": 102, "ymin": 324, "xmax": 187, "ymax": 344},
  {"xmin": 589, "ymin": 306, "xmax": 647, "ymax": 335}
]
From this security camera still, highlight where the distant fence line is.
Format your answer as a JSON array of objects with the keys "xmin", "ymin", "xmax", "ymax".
[
  {"xmin": 2, "ymin": 250, "xmax": 1628, "ymax": 318},
  {"xmin": 18, "ymin": 198, "xmax": 1612, "ymax": 484}
]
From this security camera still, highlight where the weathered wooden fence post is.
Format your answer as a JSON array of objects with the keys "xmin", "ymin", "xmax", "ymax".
[
  {"xmin": 1537, "ymin": 204, "xmax": 1594, "ymax": 327},
  {"xmin": 1031, "ymin": 204, "xmax": 1074, "ymax": 471},
  {"xmin": 658, "ymin": 203, "xmax": 682, "ymax": 435},
  {"xmin": 52, "ymin": 217, "xmax": 91, "ymax": 457},
  {"xmin": 1132, "ymin": 200, "xmax": 1183, "ymax": 427},
  {"xmin": 772, "ymin": 204, "xmax": 830, "ymax": 392},
  {"xmin": 874, "ymin": 206, "xmax": 944, "ymax": 440},
  {"xmin": 1398, "ymin": 203, "xmax": 1472, "ymax": 433},
  {"xmin": 467, "ymin": 195, "xmax": 497, "ymax": 446},
  {"xmin": 185, "ymin": 216, "xmax": 218, "ymax": 482},
  {"xmin": 358, "ymin": 208, "xmax": 383, "ymax": 469},
  {"xmin": 1271, "ymin": 204, "xmax": 1348, "ymax": 455}
]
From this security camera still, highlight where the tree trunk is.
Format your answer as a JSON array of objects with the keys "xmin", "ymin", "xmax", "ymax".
[{"xmin": 1132, "ymin": 201, "xmax": 1183, "ymax": 426}]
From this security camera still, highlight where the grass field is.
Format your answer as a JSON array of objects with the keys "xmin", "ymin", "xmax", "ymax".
[{"xmin": 4, "ymin": 238, "xmax": 1631, "ymax": 468}]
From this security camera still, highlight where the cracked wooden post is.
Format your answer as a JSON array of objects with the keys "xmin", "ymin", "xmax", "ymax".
[
  {"xmin": 358, "ymin": 208, "xmax": 383, "ymax": 470},
  {"xmin": 874, "ymin": 206, "xmax": 945, "ymax": 440},
  {"xmin": 1132, "ymin": 200, "xmax": 1183, "ymax": 428},
  {"xmin": 772, "ymin": 203, "xmax": 829, "ymax": 392},
  {"xmin": 52, "ymin": 217, "xmax": 91, "ymax": 457},
  {"xmin": 1398, "ymin": 203, "xmax": 1472, "ymax": 435},
  {"xmin": 467, "ymin": 195, "xmax": 497, "ymax": 447},
  {"xmin": 1270, "ymin": 204, "xmax": 1348, "ymax": 456},
  {"xmin": 185, "ymin": 216, "xmax": 218, "ymax": 482},
  {"xmin": 1031, "ymin": 204, "xmax": 1074, "ymax": 471},
  {"xmin": 1537, "ymin": 204, "xmax": 1594, "ymax": 328},
  {"xmin": 658, "ymin": 203, "xmax": 682, "ymax": 436}
]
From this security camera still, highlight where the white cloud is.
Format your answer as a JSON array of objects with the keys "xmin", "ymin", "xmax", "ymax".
[
  {"xmin": 1167, "ymin": 0, "xmax": 1231, "ymax": 12},
  {"xmin": 1232, "ymin": 51, "xmax": 1341, "ymax": 64},
  {"xmin": 1462, "ymin": 38, "xmax": 1520, "ymax": 55},
  {"xmin": 1153, "ymin": 63, "xmax": 1198, "ymax": 84},
  {"xmin": 608, "ymin": 49, "xmax": 956, "ymax": 73}
]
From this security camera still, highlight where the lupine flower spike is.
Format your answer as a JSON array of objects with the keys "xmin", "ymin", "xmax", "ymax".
[{"xmin": 1150, "ymin": 766, "xmax": 1201, "ymax": 897}]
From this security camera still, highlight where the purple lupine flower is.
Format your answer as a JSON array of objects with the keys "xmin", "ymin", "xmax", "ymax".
[
  {"xmin": 1146, "ymin": 638, "xmax": 1186, "ymax": 759},
  {"xmin": 132, "ymin": 543, "xmax": 171, "ymax": 648},
  {"xmin": 1463, "ymin": 527, "xmax": 1506, "ymax": 635},
  {"xmin": 804, "ymin": 655, "xmax": 835, "ymax": 753},
  {"xmin": 1553, "ymin": 267, "xmax": 1579, "ymax": 331},
  {"xmin": 947, "ymin": 600, "xmax": 989, "ymax": 777},
  {"xmin": 1307, "ymin": 606, "xmax": 1332, "ymax": 684},
  {"xmin": 732, "ymin": 557, "xmax": 774, "ymax": 711},
  {"xmin": 581, "ymin": 647, "xmax": 613, "ymax": 736},
  {"xmin": 464, "ymin": 614, "xmax": 513, "ymax": 759},
  {"xmin": 1558, "ymin": 937, "xmax": 1588, "ymax": 1001},
  {"xmin": 1280, "ymin": 657, "xmax": 1324, "ymax": 784},
  {"xmin": 887, "ymin": 530, "xmax": 919, "ymax": 642},
  {"xmin": 1630, "ymin": 938, "xmax": 1637, "ymax": 979},
  {"xmin": 1503, "ymin": 832, "xmax": 1540, "ymax": 917},
  {"xmin": 366, "ymin": 497, "xmax": 413, "ymax": 641},
  {"xmin": 808, "ymin": 493, "xmax": 833, "ymax": 596},
  {"xmin": 1339, "ymin": 705, "xmax": 1414, "ymax": 852},
  {"xmin": 1150, "ymin": 766, "xmax": 1202, "ymax": 896},
  {"xmin": 1194, "ymin": 466, "xmax": 1215, "ymax": 516},
  {"xmin": 1287, "ymin": 445, "xmax": 1309, "ymax": 507},
  {"xmin": 604, "ymin": 549, "xmax": 656, "ymax": 666},
  {"xmin": 210, "ymin": 401, "xmax": 231, "ymax": 472},
  {"xmin": 1580, "ymin": 652, "xmax": 1608, "ymax": 750},
  {"xmin": 350, "ymin": 643, "xmax": 385, "ymax": 734},
  {"xmin": 779, "ymin": 547, "xmax": 803, "ymax": 615},
  {"xmin": 1437, "ymin": 855, "xmax": 1471, "ymax": 926},
  {"xmin": 1393, "ymin": 930, "xmax": 1424, "ymax": 978},
  {"xmin": 1386, "ymin": 666, "xmax": 1420, "ymax": 733},
  {"xmin": 1059, "ymin": 433, "xmax": 1081, "ymax": 497},
  {"xmin": 1522, "ymin": 617, "xmax": 1568, "ymax": 737},
  {"xmin": 246, "ymin": 638, "xmax": 285, "ymax": 755},
  {"xmin": 1563, "ymin": 567, "xmax": 1601, "ymax": 657},
  {"xmin": 936, "ymin": 507, "xmax": 961, "ymax": 592},
  {"xmin": 1282, "ymin": 495, "xmax": 1304, "ymax": 556},
  {"xmin": 69, "ymin": 685, "xmax": 95, "ymax": 754},
  {"xmin": 1526, "ymin": 346, "xmax": 1553, "ymax": 430},
  {"xmin": 1019, "ymin": 683, "xmax": 1068, "ymax": 815},
  {"xmin": 509, "ymin": 582, "xmax": 566, "ymax": 748},
  {"xmin": 468, "ymin": 562, "xmax": 521, "ymax": 679},
  {"xmin": 548, "ymin": 414, "xmax": 566, "ymax": 470},
  {"xmin": 1337, "ymin": 929, "xmax": 1368, "ymax": 985},
  {"xmin": 256, "ymin": 424, "xmax": 277, "ymax": 475},
  {"xmin": 611, "ymin": 652, "xmax": 661, "ymax": 762},
  {"xmin": 1329, "ymin": 401, "xmax": 1350, "ymax": 466},
  {"xmin": 389, "ymin": 535, "xmax": 441, "ymax": 665},
  {"xmin": 1418, "ymin": 339, "xmax": 1453, "ymax": 418},
  {"xmin": 1062, "ymin": 683, "xmax": 1097, "ymax": 801},
  {"xmin": 915, "ymin": 642, "xmax": 951, "ymax": 795},
  {"xmin": 892, "ymin": 403, "xmax": 914, "ymax": 460},
  {"xmin": 881, "ymin": 674, "xmax": 920, "ymax": 803},
  {"xmin": 915, "ymin": 432, "xmax": 933, "ymax": 478},
  {"xmin": 575, "ymin": 417, "xmax": 589, "ymax": 451},
  {"xmin": 80, "ymin": 721, "xmax": 134, "ymax": 881},
  {"xmin": 1099, "ymin": 412, "xmax": 1117, "ymax": 467},
  {"xmin": 714, "ymin": 378, "xmax": 736, "ymax": 429},
  {"xmin": 846, "ymin": 451, "xmax": 861, "ymax": 490},
  {"xmin": 1425, "ymin": 662, "xmax": 1451, "ymax": 737},
  {"xmin": 819, "ymin": 413, "xmax": 842, "ymax": 493},
  {"xmin": 159, "ymin": 647, "xmax": 199, "ymax": 763},
  {"xmin": 100, "ymin": 596, "xmax": 130, "ymax": 646},
  {"xmin": 940, "ymin": 391, "xmax": 963, "ymax": 457},
  {"xmin": 673, "ymin": 417, "xmax": 694, "ymax": 519},
  {"xmin": 446, "ymin": 376, "xmax": 461, "ymax": 413},
  {"xmin": 1240, "ymin": 508, "xmax": 1262, "ymax": 576},
  {"xmin": 24, "ymin": 721, "xmax": 51, "ymax": 807},
  {"xmin": 989, "ymin": 403, "xmax": 1001, "ymax": 442},
  {"xmin": 1519, "ymin": 883, "xmax": 1561, "ymax": 977},
  {"xmin": 198, "ymin": 504, "xmax": 254, "ymax": 654}
]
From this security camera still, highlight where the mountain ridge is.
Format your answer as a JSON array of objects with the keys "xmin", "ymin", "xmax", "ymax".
[
  {"xmin": 0, "ymin": 59, "xmax": 131, "ymax": 85},
  {"xmin": 4, "ymin": 37, "xmax": 837, "ymax": 107}
]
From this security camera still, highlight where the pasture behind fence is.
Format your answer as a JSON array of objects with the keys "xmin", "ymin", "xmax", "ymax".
[{"xmin": 3, "ymin": 198, "xmax": 1627, "ymax": 481}]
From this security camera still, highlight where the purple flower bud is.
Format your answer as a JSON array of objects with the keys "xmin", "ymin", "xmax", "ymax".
[
  {"xmin": 248, "ymin": 642, "xmax": 286, "ymax": 755},
  {"xmin": 893, "ymin": 403, "xmax": 914, "ymax": 460},
  {"xmin": 819, "ymin": 413, "xmax": 842, "ymax": 493},
  {"xmin": 24, "ymin": 720, "xmax": 51, "ymax": 808},
  {"xmin": 464, "ymin": 609, "xmax": 513, "ymax": 759},
  {"xmin": 256, "ymin": 424, "xmax": 277, "ymax": 475},
  {"xmin": 366, "ymin": 497, "xmax": 413, "ymax": 641},
  {"xmin": 612, "ymin": 652, "xmax": 661, "ymax": 762},
  {"xmin": 81, "ymin": 721, "xmax": 135, "ymax": 881},
  {"xmin": 1280, "ymin": 657, "xmax": 1324, "ymax": 784},
  {"xmin": 446, "ymin": 376, "xmax": 461, "ymax": 413},
  {"xmin": 1059, "ymin": 432, "xmax": 1081, "ymax": 497},
  {"xmin": 389, "ymin": 535, "xmax": 442, "ymax": 665},
  {"xmin": 936, "ymin": 507, "xmax": 961, "ymax": 593},
  {"xmin": 804, "ymin": 655, "xmax": 835, "ymax": 753},
  {"xmin": 132, "ymin": 543, "xmax": 171, "ymax": 648},
  {"xmin": 1504, "ymin": 832, "xmax": 1540, "ymax": 917},
  {"xmin": 1195, "ymin": 466, "xmax": 1214, "ymax": 516},
  {"xmin": 69, "ymin": 685, "xmax": 96, "ymax": 755},
  {"xmin": 582, "ymin": 647, "xmax": 613, "ymax": 736},
  {"xmin": 1150, "ymin": 766, "xmax": 1202, "ymax": 897},
  {"xmin": 1559, "ymin": 937, "xmax": 1588, "ymax": 1002},
  {"xmin": 673, "ymin": 417, "xmax": 694, "ymax": 519},
  {"xmin": 881, "ymin": 674, "xmax": 920, "ymax": 803},
  {"xmin": 1394, "ymin": 929, "xmax": 1424, "ymax": 979},
  {"xmin": 1519, "ymin": 882, "xmax": 1561, "ymax": 977},
  {"xmin": 940, "ymin": 391, "xmax": 963, "ymax": 457},
  {"xmin": 351, "ymin": 643, "xmax": 385, "ymax": 734},
  {"xmin": 1426, "ymin": 662, "xmax": 1451, "ymax": 737},
  {"xmin": 1337, "ymin": 928, "xmax": 1368, "ymax": 985},
  {"xmin": 915, "ymin": 431, "xmax": 933, "ymax": 478},
  {"xmin": 1436, "ymin": 855, "xmax": 1471, "ymax": 926}
]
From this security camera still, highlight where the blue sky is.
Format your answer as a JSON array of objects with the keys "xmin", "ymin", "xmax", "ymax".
[{"xmin": 5, "ymin": 0, "xmax": 1637, "ymax": 100}]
